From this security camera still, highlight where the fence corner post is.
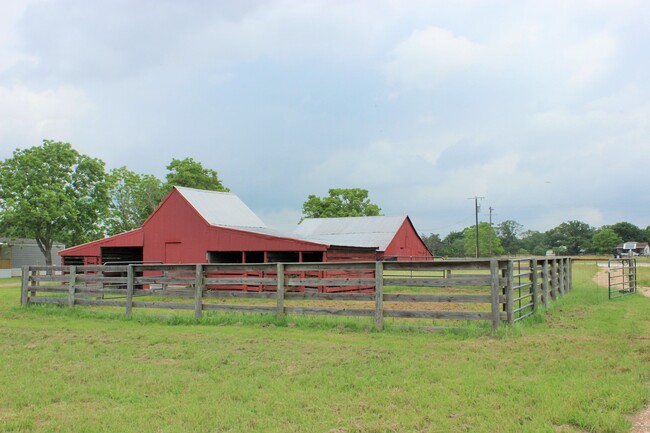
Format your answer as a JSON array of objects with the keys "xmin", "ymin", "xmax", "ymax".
[
  {"xmin": 194, "ymin": 264, "xmax": 204, "ymax": 319},
  {"xmin": 490, "ymin": 259, "xmax": 500, "ymax": 330},
  {"xmin": 126, "ymin": 265, "xmax": 134, "ymax": 318},
  {"xmin": 20, "ymin": 266, "xmax": 30, "ymax": 306},
  {"xmin": 506, "ymin": 260, "xmax": 514, "ymax": 325},
  {"xmin": 374, "ymin": 261, "xmax": 384, "ymax": 331},
  {"xmin": 276, "ymin": 263, "xmax": 285, "ymax": 320},
  {"xmin": 68, "ymin": 265, "xmax": 77, "ymax": 308}
]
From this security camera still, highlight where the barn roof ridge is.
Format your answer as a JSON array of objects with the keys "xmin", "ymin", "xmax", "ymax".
[{"xmin": 174, "ymin": 186, "xmax": 235, "ymax": 196}]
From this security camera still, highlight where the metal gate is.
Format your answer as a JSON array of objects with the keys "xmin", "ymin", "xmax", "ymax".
[{"xmin": 608, "ymin": 258, "xmax": 636, "ymax": 299}]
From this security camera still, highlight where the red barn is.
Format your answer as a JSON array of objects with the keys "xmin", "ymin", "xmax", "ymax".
[
  {"xmin": 293, "ymin": 216, "xmax": 431, "ymax": 261},
  {"xmin": 59, "ymin": 186, "xmax": 431, "ymax": 265}
]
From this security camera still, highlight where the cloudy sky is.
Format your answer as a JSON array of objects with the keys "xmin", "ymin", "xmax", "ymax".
[{"xmin": 1, "ymin": 0, "xmax": 649, "ymax": 236}]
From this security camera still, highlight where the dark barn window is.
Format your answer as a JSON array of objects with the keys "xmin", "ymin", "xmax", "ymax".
[
  {"xmin": 244, "ymin": 251, "xmax": 264, "ymax": 263},
  {"xmin": 302, "ymin": 251, "xmax": 324, "ymax": 262},
  {"xmin": 101, "ymin": 247, "xmax": 143, "ymax": 264},
  {"xmin": 266, "ymin": 251, "xmax": 300, "ymax": 263},
  {"xmin": 208, "ymin": 251, "xmax": 243, "ymax": 263}
]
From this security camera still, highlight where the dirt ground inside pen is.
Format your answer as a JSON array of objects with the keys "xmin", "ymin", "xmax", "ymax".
[{"xmin": 592, "ymin": 268, "xmax": 650, "ymax": 433}]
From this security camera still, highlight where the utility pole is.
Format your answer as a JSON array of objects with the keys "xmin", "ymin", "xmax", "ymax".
[
  {"xmin": 468, "ymin": 196, "xmax": 484, "ymax": 258},
  {"xmin": 489, "ymin": 206, "xmax": 494, "ymax": 226}
]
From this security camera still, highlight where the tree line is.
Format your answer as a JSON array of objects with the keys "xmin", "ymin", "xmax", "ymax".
[
  {"xmin": 2, "ymin": 140, "xmax": 645, "ymax": 264},
  {"xmin": 421, "ymin": 220, "xmax": 650, "ymax": 258}
]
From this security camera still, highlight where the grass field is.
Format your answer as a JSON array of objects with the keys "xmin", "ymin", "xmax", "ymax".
[{"xmin": 0, "ymin": 264, "xmax": 648, "ymax": 432}]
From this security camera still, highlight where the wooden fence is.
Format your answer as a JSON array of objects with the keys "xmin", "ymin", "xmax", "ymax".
[{"xmin": 21, "ymin": 258, "xmax": 572, "ymax": 331}]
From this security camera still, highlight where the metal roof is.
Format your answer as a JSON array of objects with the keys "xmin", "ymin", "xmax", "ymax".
[
  {"xmin": 175, "ymin": 186, "xmax": 267, "ymax": 228},
  {"xmin": 292, "ymin": 216, "xmax": 406, "ymax": 250}
]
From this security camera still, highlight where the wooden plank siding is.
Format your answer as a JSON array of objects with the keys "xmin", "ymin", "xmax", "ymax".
[{"xmin": 21, "ymin": 258, "xmax": 572, "ymax": 331}]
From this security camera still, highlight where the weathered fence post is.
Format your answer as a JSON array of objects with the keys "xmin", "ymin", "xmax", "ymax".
[
  {"xmin": 276, "ymin": 263, "xmax": 285, "ymax": 320},
  {"xmin": 194, "ymin": 264, "xmax": 204, "ymax": 319},
  {"xmin": 490, "ymin": 260, "xmax": 500, "ymax": 330},
  {"xmin": 506, "ymin": 260, "xmax": 514, "ymax": 325},
  {"xmin": 68, "ymin": 265, "xmax": 77, "ymax": 308},
  {"xmin": 564, "ymin": 257, "xmax": 571, "ymax": 292},
  {"xmin": 20, "ymin": 266, "xmax": 30, "ymax": 306},
  {"xmin": 558, "ymin": 258, "xmax": 565, "ymax": 296},
  {"xmin": 530, "ymin": 259, "xmax": 538, "ymax": 312},
  {"xmin": 550, "ymin": 260, "xmax": 558, "ymax": 301},
  {"xmin": 542, "ymin": 259, "xmax": 549, "ymax": 308},
  {"xmin": 374, "ymin": 261, "xmax": 384, "ymax": 331},
  {"xmin": 126, "ymin": 265, "xmax": 134, "ymax": 318},
  {"xmin": 97, "ymin": 266, "xmax": 105, "ymax": 300}
]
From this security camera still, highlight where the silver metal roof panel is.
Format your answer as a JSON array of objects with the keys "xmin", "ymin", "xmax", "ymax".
[
  {"xmin": 175, "ymin": 186, "xmax": 267, "ymax": 228},
  {"xmin": 293, "ymin": 216, "xmax": 406, "ymax": 250}
]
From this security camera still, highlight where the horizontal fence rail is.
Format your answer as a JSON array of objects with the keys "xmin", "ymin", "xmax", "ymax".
[{"xmin": 21, "ymin": 258, "xmax": 572, "ymax": 331}]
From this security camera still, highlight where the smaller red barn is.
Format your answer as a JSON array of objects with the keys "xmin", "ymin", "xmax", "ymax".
[{"xmin": 293, "ymin": 216, "xmax": 431, "ymax": 261}]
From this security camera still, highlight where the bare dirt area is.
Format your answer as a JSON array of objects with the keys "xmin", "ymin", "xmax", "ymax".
[
  {"xmin": 592, "ymin": 267, "xmax": 650, "ymax": 433},
  {"xmin": 592, "ymin": 268, "xmax": 650, "ymax": 298}
]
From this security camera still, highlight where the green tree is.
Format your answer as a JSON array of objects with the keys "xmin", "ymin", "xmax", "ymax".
[
  {"xmin": 0, "ymin": 140, "xmax": 110, "ymax": 264},
  {"xmin": 421, "ymin": 233, "xmax": 444, "ymax": 256},
  {"xmin": 495, "ymin": 220, "xmax": 523, "ymax": 254},
  {"xmin": 440, "ymin": 231, "xmax": 465, "ymax": 257},
  {"xmin": 591, "ymin": 228, "xmax": 623, "ymax": 255},
  {"xmin": 165, "ymin": 157, "xmax": 229, "ymax": 192},
  {"xmin": 604, "ymin": 222, "xmax": 645, "ymax": 243},
  {"xmin": 106, "ymin": 167, "xmax": 165, "ymax": 235},
  {"xmin": 301, "ymin": 188, "xmax": 382, "ymax": 220},
  {"xmin": 518, "ymin": 230, "xmax": 550, "ymax": 256},
  {"xmin": 463, "ymin": 222, "xmax": 504, "ymax": 257},
  {"xmin": 545, "ymin": 220, "xmax": 595, "ymax": 255}
]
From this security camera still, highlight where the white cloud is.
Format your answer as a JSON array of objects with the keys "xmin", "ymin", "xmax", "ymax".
[
  {"xmin": 0, "ymin": 0, "xmax": 39, "ymax": 73},
  {"xmin": 384, "ymin": 27, "xmax": 484, "ymax": 89},
  {"xmin": 0, "ymin": 85, "xmax": 94, "ymax": 156},
  {"xmin": 564, "ymin": 32, "xmax": 617, "ymax": 87}
]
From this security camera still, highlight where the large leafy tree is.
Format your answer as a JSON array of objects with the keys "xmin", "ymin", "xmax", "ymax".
[
  {"xmin": 106, "ymin": 167, "xmax": 165, "ymax": 235},
  {"xmin": 421, "ymin": 233, "xmax": 444, "ymax": 256},
  {"xmin": 440, "ymin": 231, "xmax": 465, "ymax": 257},
  {"xmin": 545, "ymin": 220, "xmax": 595, "ymax": 255},
  {"xmin": 0, "ymin": 140, "xmax": 110, "ymax": 265},
  {"xmin": 518, "ymin": 230, "xmax": 550, "ymax": 256},
  {"xmin": 604, "ymin": 221, "xmax": 646, "ymax": 243},
  {"xmin": 301, "ymin": 188, "xmax": 381, "ymax": 220},
  {"xmin": 495, "ymin": 220, "xmax": 523, "ymax": 254},
  {"xmin": 463, "ymin": 222, "xmax": 504, "ymax": 257},
  {"xmin": 591, "ymin": 228, "xmax": 623, "ymax": 255},
  {"xmin": 165, "ymin": 157, "xmax": 229, "ymax": 192}
]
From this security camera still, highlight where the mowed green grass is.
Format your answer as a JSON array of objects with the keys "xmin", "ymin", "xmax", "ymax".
[{"xmin": 0, "ymin": 264, "xmax": 648, "ymax": 433}]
